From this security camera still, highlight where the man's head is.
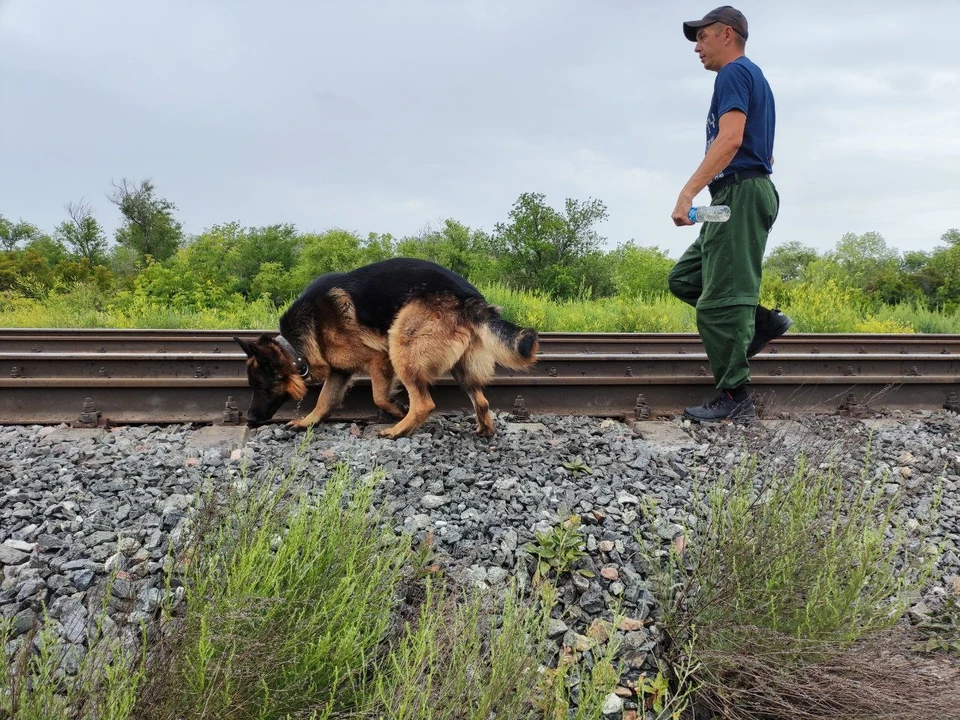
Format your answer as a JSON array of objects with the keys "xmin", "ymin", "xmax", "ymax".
[{"xmin": 683, "ymin": 6, "xmax": 748, "ymax": 71}]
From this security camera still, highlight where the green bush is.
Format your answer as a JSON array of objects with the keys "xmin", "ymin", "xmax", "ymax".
[
  {"xmin": 643, "ymin": 447, "xmax": 953, "ymax": 720},
  {"xmin": 132, "ymin": 454, "xmax": 598, "ymax": 720}
]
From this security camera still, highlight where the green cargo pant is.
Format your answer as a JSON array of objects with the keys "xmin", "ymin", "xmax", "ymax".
[{"xmin": 668, "ymin": 176, "xmax": 779, "ymax": 390}]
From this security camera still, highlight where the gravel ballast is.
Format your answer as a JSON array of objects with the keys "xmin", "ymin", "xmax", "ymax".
[{"xmin": 2, "ymin": 409, "xmax": 959, "ymax": 712}]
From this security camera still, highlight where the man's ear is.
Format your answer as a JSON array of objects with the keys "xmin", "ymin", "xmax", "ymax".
[{"xmin": 234, "ymin": 336, "xmax": 258, "ymax": 358}]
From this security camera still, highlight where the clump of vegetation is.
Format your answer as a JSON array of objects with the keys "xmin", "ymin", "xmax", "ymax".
[
  {"xmin": 642, "ymin": 450, "xmax": 959, "ymax": 720},
  {"xmin": 2, "ymin": 447, "xmax": 625, "ymax": 719},
  {"xmin": 526, "ymin": 514, "xmax": 589, "ymax": 585}
]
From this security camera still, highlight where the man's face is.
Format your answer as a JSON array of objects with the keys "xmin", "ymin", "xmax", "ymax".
[{"xmin": 694, "ymin": 23, "xmax": 728, "ymax": 72}]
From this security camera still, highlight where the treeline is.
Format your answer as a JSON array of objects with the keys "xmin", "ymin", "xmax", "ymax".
[{"xmin": 2, "ymin": 178, "xmax": 959, "ymax": 318}]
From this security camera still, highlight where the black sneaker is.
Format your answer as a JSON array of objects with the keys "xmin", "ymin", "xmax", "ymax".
[
  {"xmin": 747, "ymin": 308, "xmax": 793, "ymax": 358},
  {"xmin": 684, "ymin": 391, "xmax": 756, "ymax": 422}
]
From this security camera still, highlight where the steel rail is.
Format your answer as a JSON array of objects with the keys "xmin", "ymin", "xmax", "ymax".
[
  {"xmin": 2, "ymin": 352, "xmax": 958, "ymax": 380},
  {"xmin": 0, "ymin": 330, "xmax": 958, "ymax": 425},
  {"xmin": 2, "ymin": 329, "xmax": 959, "ymax": 355}
]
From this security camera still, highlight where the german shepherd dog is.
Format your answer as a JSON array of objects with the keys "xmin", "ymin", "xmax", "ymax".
[{"xmin": 234, "ymin": 258, "xmax": 539, "ymax": 439}]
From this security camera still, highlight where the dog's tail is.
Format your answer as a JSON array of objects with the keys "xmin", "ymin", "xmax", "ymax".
[{"xmin": 472, "ymin": 301, "xmax": 539, "ymax": 371}]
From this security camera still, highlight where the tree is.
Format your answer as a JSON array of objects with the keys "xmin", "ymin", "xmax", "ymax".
[
  {"xmin": 901, "ymin": 250, "xmax": 930, "ymax": 274},
  {"xmin": 233, "ymin": 224, "xmax": 301, "ymax": 294},
  {"xmin": 108, "ymin": 178, "xmax": 183, "ymax": 261},
  {"xmin": 763, "ymin": 240, "xmax": 820, "ymax": 282},
  {"xmin": 560, "ymin": 197, "xmax": 609, "ymax": 260},
  {"xmin": 23, "ymin": 234, "xmax": 69, "ymax": 266},
  {"xmin": 928, "ymin": 229, "xmax": 960, "ymax": 309},
  {"xmin": 0, "ymin": 215, "xmax": 9, "ymax": 251},
  {"xmin": 492, "ymin": 192, "xmax": 610, "ymax": 298},
  {"xmin": 395, "ymin": 219, "xmax": 488, "ymax": 280},
  {"xmin": 610, "ymin": 242, "xmax": 675, "ymax": 296},
  {"xmin": 940, "ymin": 228, "xmax": 960, "ymax": 248},
  {"xmin": 829, "ymin": 231, "xmax": 899, "ymax": 290},
  {"xmin": 55, "ymin": 199, "xmax": 108, "ymax": 264},
  {"xmin": 293, "ymin": 229, "xmax": 367, "ymax": 287},
  {"xmin": 0, "ymin": 215, "xmax": 43, "ymax": 251}
]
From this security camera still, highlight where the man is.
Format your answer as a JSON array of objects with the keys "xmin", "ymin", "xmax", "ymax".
[{"xmin": 668, "ymin": 6, "xmax": 792, "ymax": 422}]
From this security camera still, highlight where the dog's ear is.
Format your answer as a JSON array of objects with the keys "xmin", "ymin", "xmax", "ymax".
[{"xmin": 234, "ymin": 336, "xmax": 258, "ymax": 358}]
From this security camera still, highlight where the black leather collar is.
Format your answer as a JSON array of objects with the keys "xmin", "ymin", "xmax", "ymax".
[{"xmin": 275, "ymin": 334, "xmax": 309, "ymax": 378}]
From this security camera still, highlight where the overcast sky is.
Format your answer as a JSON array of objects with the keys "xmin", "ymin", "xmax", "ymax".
[{"xmin": 1, "ymin": 0, "xmax": 958, "ymax": 260}]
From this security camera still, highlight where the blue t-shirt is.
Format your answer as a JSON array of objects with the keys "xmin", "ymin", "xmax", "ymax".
[{"xmin": 705, "ymin": 56, "xmax": 775, "ymax": 180}]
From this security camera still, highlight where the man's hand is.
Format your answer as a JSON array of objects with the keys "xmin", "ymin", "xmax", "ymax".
[
  {"xmin": 672, "ymin": 193, "xmax": 696, "ymax": 226},
  {"xmin": 672, "ymin": 110, "xmax": 745, "ymax": 227}
]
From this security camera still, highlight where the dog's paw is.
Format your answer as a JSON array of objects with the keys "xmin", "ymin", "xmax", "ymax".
[
  {"xmin": 475, "ymin": 423, "xmax": 496, "ymax": 438},
  {"xmin": 286, "ymin": 418, "xmax": 314, "ymax": 431},
  {"xmin": 378, "ymin": 424, "xmax": 412, "ymax": 440}
]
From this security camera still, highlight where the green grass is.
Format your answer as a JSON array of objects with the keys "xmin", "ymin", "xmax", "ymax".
[
  {"xmin": 3, "ymin": 279, "xmax": 959, "ymax": 332},
  {"xmin": 1, "ymin": 594, "xmax": 147, "ymax": 720},
  {"xmin": 0, "ymin": 285, "xmax": 280, "ymax": 329},
  {"xmin": 134, "ymin": 451, "xmax": 611, "ymax": 720},
  {"xmin": 642, "ymin": 445, "xmax": 953, "ymax": 720}
]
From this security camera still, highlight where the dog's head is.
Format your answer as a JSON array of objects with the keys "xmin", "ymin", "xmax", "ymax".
[{"xmin": 234, "ymin": 334, "xmax": 308, "ymax": 427}]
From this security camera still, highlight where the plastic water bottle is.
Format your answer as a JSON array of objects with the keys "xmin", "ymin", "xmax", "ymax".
[{"xmin": 688, "ymin": 205, "xmax": 731, "ymax": 223}]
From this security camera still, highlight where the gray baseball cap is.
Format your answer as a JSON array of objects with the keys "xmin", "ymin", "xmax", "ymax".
[{"xmin": 683, "ymin": 6, "xmax": 748, "ymax": 42}]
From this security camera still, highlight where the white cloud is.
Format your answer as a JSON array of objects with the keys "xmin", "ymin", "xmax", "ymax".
[{"xmin": 1, "ymin": 0, "xmax": 958, "ymax": 258}]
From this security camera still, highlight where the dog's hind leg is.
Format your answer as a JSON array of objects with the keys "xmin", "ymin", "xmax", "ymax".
[
  {"xmin": 368, "ymin": 354, "xmax": 406, "ymax": 419},
  {"xmin": 287, "ymin": 370, "xmax": 353, "ymax": 430},
  {"xmin": 379, "ymin": 300, "xmax": 470, "ymax": 439},
  {"xmin": 451, "ymin": 336, "xmax": 496, "ymax": 437},
  {"xmin": 451, "ymin": 360, "xmax": 496, "ymax": 437}
]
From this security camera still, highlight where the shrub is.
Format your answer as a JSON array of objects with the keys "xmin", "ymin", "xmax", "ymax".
[{"xmin": 643, "ymin": 446, "xmax": 956, "ymax": 720}]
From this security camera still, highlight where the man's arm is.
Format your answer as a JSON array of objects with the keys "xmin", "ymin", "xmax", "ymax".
[{"xmin": 672, "ymin": 110, "xmax": 746, "ymax": 226}]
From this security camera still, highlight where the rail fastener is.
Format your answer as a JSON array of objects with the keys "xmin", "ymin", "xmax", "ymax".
[
  {"xmin": 222, "ymin": 396, "xmax": 242, "ymax": 425},
  {"xmin": 634, "ymin": 394, "xmax": 650, "ymax": 420},
  {"xmin": 946, "ymin": 392, "xmax": 960, "ymax": 413},
  {"xmin": 511, "ymin": 395, "xmax": 531, "ymax": 422},
  {"xmin": 76, "ymin": 397, "xmax": 102, "ymax": 428}
]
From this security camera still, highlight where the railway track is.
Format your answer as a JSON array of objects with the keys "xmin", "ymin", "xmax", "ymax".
[{"xmin": 1, "ymin": 329, "xmax": 958, "ymax": 425}]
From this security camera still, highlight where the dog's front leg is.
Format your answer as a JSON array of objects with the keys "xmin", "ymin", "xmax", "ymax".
[{"xmin": 287, "ymin": 370, "xmax": 353, "ymax": 430}]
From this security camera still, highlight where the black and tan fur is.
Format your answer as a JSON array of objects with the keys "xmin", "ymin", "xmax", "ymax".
[{"xmin": 234, "ymin": 257, "xmax": 539, "ymax": 439}]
